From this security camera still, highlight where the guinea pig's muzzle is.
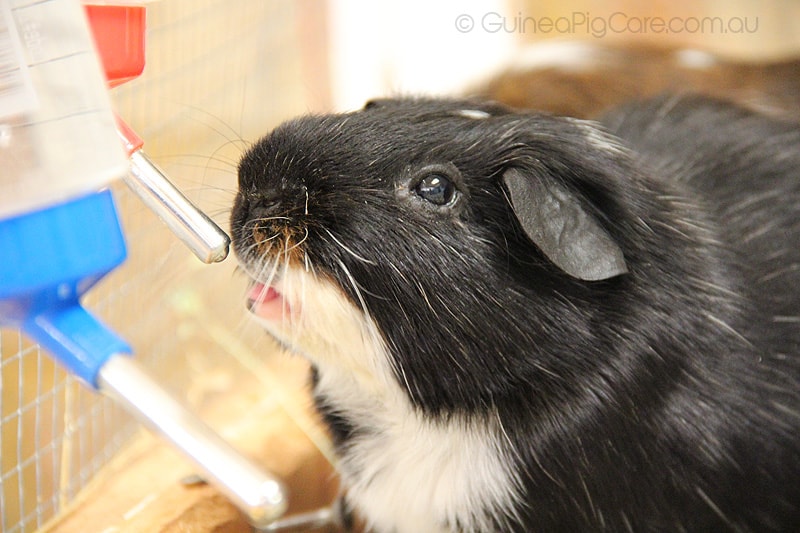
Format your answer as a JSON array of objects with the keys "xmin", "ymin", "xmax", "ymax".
[{"xmin": 235, "ymin": 192, "xmax": 309, "ymax": 266}]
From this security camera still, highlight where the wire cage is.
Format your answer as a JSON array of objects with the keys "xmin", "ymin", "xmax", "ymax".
[{"xmin": 0, "ymin": 1, "xmax": 331, "ymax": 531}]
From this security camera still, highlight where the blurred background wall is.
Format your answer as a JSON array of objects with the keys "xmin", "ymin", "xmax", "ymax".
[{"xmin": 325, "ymin": 0, "xmax": 800, "ymax": 109}]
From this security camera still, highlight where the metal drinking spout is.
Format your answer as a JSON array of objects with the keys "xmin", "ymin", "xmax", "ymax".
[
  {"xmin": 116, "ymin": 118, "xmax": 231, "ymax": 263},
  {"xmin": 98, "ymin": 355, "xmax": 288, "ymax": 527}
]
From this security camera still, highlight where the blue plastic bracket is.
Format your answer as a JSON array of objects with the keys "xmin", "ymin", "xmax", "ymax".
[{"xmin": 0, "ymin": 190, "xmax": 131, "ymax": 387}]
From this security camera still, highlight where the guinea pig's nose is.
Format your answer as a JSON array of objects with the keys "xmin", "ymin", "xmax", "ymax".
[
  {"xmin": 249, "ymin": 201, "xmax": 278, "ymax": 221},
  {"xmin": 247, "ymin": 191, "xmax": 284, "ymax": 220}
]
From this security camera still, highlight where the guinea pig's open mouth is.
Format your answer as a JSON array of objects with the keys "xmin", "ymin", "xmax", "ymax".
[{"xmin": 247, "ymin": 281, "xmax": 290, "ymax": 321}]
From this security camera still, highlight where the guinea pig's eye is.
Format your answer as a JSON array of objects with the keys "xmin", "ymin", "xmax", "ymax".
[{"xmin": 414, "ymin": 174, "xmax": 456, "ymax": 205}]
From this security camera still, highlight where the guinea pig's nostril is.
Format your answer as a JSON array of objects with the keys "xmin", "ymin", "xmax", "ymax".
[
  {"xmin": 248, "ymin": 195, "xmax": 283, "ymax": 220},
  {"xmin": 250, "ymin": 204, "xmax": 272, "ymax": 220}
]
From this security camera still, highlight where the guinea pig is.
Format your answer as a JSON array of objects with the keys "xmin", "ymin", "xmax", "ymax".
[{"xmin": 230, "ymin": 95, "xmax": 800, "ymax": 532}]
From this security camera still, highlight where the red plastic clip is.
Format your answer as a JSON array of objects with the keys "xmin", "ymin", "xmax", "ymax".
[{"xmin": 84, "ymin": 4, "xmax": 146, "ymax": 87}]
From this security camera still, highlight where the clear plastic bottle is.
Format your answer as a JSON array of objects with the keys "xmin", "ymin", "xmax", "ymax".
[{"xmin": 0, "ymin": 0, "xmax": 127, "ymax": 219}]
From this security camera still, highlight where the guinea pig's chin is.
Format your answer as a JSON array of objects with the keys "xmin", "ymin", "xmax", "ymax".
[{"xmin": 245, "ymin": 267, "xmax": 396, "ymax": 390}]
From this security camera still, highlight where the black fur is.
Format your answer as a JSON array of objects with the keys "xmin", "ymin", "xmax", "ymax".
[{"xmin": 232, "ymin": 95, "xmax": 800, "ymax": 532}]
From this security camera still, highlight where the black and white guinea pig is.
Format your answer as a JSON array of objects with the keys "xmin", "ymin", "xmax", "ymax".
[{"xmin": 230, "ymin": 95, "xmax": 800, "ymax": 532}]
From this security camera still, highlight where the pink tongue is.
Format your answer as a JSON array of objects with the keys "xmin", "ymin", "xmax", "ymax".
[
  {"xmin": 248, "ymin": 282, "xmax": 279, "ymax": 303},
  {"xmin": 247, "ymin": 282, "xmax": 284, "ymax": 319}
]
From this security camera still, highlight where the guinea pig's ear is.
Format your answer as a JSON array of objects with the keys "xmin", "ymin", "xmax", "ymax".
[{"xmin": 502, "ymin": 167, "xmax": 628, "ymax": 281}]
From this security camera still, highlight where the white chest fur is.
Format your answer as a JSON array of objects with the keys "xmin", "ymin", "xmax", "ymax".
[{"xmin": 315, "ymin": 368, "xmax": 523, "ymax": 533}]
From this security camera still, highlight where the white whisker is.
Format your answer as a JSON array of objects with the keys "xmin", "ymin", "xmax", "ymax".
[
  {"xmin": 323, "ymin": 228, "xmax": 377, "ymax": 265},
  {"xmin": 287, "ymin": 227, "xmax": 310, "ymax": 252}
]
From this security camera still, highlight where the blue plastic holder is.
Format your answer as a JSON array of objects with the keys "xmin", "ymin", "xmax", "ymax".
[
  {"xmin": 0, "ymin": 189, "xmax": 131, "ymax": 387},
  {"xmin": 0, "ymin": 182, "xmax": 288, "ymax": 527}
]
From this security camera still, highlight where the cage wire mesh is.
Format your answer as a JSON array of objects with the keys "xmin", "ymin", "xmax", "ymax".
[{"xmin": 0, "ymin": 1, "xmax": 329, "ymax": 531}]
